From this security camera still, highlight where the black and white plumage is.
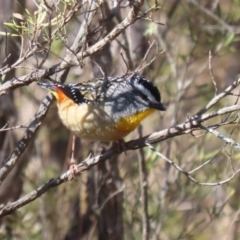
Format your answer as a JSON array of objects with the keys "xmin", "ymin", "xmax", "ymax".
[{"xmin": 38, "ymin": 74, "xmax": 166, "ymax": 141}]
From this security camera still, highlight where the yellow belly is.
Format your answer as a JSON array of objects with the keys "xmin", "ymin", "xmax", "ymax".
[
  {"xmin": 115, "ymin": 108, "xmax": 155, "ymax": 133},
  {"xmin": 57, "ymin": 100, "xmax": 155, "ymax": 142}
]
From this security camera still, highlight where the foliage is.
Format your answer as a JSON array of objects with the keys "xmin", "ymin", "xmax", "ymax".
[{"xmin": 1, "ymin": 0, "xmax": 240, "ymax": 239}]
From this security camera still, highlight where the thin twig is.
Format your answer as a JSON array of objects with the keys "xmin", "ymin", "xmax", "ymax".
[
  {"xmin": 208, "ymin": 50, "xmax": 217, "ymax": 96},
  {"xmin": 138, "ymin": 126, "xmax": 150, "ymax": 240},
  {"xmin": 0, "ymin": 123, "xmax": 29, "ymax": 132},
  {"xmin": 1, "ymin": 99, "xmax": 240, "ymax": 216},
  {"xmin": 193, "ymin": 76, "xmax": 240, "ymax": 117},
  {"xmin": 146, "ymin": 143, "xmax": 240, "ymax": 186}
]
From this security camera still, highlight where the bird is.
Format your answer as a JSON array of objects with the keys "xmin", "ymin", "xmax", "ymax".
[{"xmin": 38, "ymin": 74, "xmax": 166, "ymax": 142}]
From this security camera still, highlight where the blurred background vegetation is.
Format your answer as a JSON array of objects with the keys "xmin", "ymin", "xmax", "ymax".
[{"xmin": 1, "ymin": 0, "xmax": 240, "ymax": 239}]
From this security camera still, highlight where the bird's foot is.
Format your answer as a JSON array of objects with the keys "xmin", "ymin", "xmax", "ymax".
[{"xmin": 68, "ymin": 157, "xmax": 78, "ymax": 180}]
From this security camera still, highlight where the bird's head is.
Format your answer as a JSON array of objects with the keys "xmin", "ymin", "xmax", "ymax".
[
  {"xmin": 38, "ymin": 82, "xmax": 85, "ymax": 104},
  {"xmin": 130, "ymin": 75, "xmax": 166, "ymax": 111}
]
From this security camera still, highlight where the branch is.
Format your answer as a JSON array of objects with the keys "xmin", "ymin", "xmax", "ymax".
[
  {"xmin": 146, "ymin": 143, "xmax": 240, "ymax": 186},
  {"xmin": 0, "ymin": 0, "xmax": 144, "ymax": 96},
  {"xmin": 0, "ymin": 94, "xmax": 54, "ymax": 185},
  {"xmin": 76, "ymin": 0, "xmax": 144, "ymax": 60},
  {"xmin": 137, "ymin": 126, "xmax": 150, "ymax": 240},
  {"xmin": 0, "ymin": 66, "xmax": 59, "ymax": 95},
  {"xmin": 0, "ymin": 0, "xmax": 98, "ymax": 184},
  {"xmin": 0, "ymin": 0, "xmax": 145, "ymax": 184},
  {"xmin": 1, "ymin": 101, "xmax": 240, "ymax": 216},
  {"xmin": 193, "ymin": 76, "xmax": 240, "ymax": 117}
]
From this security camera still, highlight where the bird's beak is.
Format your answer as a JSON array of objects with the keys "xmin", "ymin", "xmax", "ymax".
[
  {"xmin": 38, "ymin": 82, "xmax": 56, "ymax": 92},
  {"xmin": 38, "ymin": 82, "xmax": 59, "ymax": 100},
  {"xmin": 150, "ymin": 102, "xmax": 166, "ymax": 111}
]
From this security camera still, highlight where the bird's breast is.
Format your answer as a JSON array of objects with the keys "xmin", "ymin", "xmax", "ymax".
[{"xmin": 57, "ymin": 100, "xmax": 155, "ymax": 141}]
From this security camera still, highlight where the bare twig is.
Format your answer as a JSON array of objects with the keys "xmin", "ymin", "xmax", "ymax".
[
  {"xmin": 208, "ymin": 50, "xmax": 217, "ymax": 96},
  {"xmin": 137, "ymin": 126, "xmax": 150, "ymax": 240},
  {"xmin": 135, "ymin": 40, "xmax": 156, "ymax": 73},
  {"xmin": 1, "ymin": 97, "xmax": 240, "ymax": 216},
  {"xmin": 146, "ymin": 143, "xmax": 240, "ymax": 186},
  {"xmin": 0, "ymin": 123, "xmax": 28, "ymax": 132},
  {"xmin": 0, "ymin": 94, "xmax": 54, "ymax": 185},
  {"xmin": 201, "ymin": 125, "xmax": 240, "ymax": 150},
  {"xmin": 0, "ymin": 0, "xmax": 144, "ymax": 96},
  {"xmin": 193, "ymin": 77, "xmax": 240, "ymax": 117},
  {"xmin": 189, "ymin": 0, "xmax": 240, "ymax": 33},
  {"xmin": 0, "ymin": 0, "xmax": 98, "ymax": 184}
]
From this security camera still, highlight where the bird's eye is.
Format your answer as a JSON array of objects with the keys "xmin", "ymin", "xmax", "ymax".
[
  {"xmin": 137, "ymin": 78, "xmax": 142, "ymax": 84},
  {"xmin": 141, "ymin": 94, "xmax": 148, "ymax": 101}
]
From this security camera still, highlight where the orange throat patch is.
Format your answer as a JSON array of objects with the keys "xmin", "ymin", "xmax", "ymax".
[{"xmin": 53, "ymin": 87, "xmax": 69, "ymax": 103}]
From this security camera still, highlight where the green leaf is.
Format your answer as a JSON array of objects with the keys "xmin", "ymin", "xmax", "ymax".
[
  {"xmin": 0, "ymin": 32, "xmax": 20, "ymax": 37},
  {"xmin": 25, "ymin": 8, "xmax": 31, "ymax": 16},
  {"xmin": 144, "ymin": 22, "xmax": 157, "ymax": 37},
  {"xmin": 13, "ymin": 13, "xmax": 24, "ymax": 20},
  {"xmin": 3, "ymin": 22, "xmax": 18, "ymax": 31},
  {"xmin": 0, "ymin": 74, "xmax": 6, "ymax": 83},
  {"xmin": 223, "ymin": 32, "xmax": 235, "ymax": 47},
  {"xmin": 37, "ymin": 10, "xmax": 47, "ymax": 26}
]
